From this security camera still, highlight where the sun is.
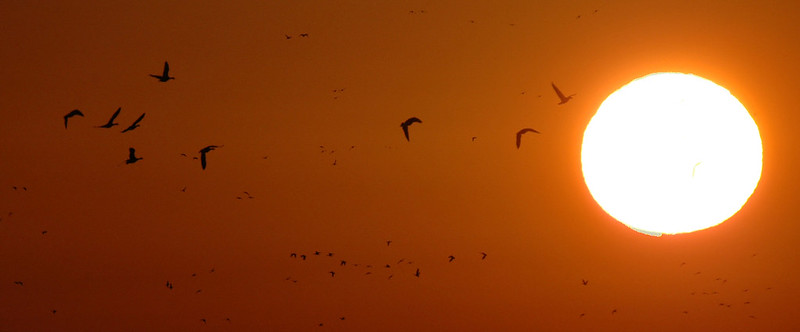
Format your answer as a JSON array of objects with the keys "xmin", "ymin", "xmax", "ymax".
[{"xmin": 581, "ymin": 73, "xmax": 762, "ymax": 236}]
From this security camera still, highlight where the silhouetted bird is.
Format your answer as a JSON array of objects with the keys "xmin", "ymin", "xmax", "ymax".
[
  {"xmin": 201, "ymin": 318, "xmax": 207, "ymax": 324},
  {"xmin": 41, "ymin": 230, "xmax": 47, "ymax": 235},
  {"xmin": 327, "ymin": 252, "xmax": 333, "ymax": 257},
  {"xmin": 13, "ymin": 281, "xmax": 23, "ymax": 286},
  {"xmin": 481, "ymin": 252, "xmax": 487, "ymax": 260},
  {"xmin": 300, "ymin": 255, "xmax": 306, "ymax": 260},
  {"xmin": 150, "ymin": 61, "xmax": 175, "ymax": 82},
  {"xmin": 290, "ymin": 253, "xmax": 297, "ymax": 258},
  {"xmin": 387, "ymin": 240, "xmax": 392, "ymax": 246},
  {"xmin": 97, "ymin": 107, "xmax": 121, "ymax": 128},
  {"xmin": 339, "ymin": 317, "xmax": 345, "ymax": 320},
  {"xmin": 285, "ymin": 35, "xmax": 292, "ymax": 39},
  {"xmin": 448, "ymin": 255, "xmax": 455, "ymax": 262},
  {"xmin": 415, "ymin": 268, "xmax": 420, "ymax": 277},
  {"xmin": 226, "ymin": 318, "xmax": 231, "ymax": 322},
  {"xmin": 329, "ymin": 271, "xmax": 335, "ymax": 277},
  {"xmin": 199, "ymin": 145, "xmax": 220, "ymax": 170},
  {"xmin": 611, "ymin": 309, "xmax": 617, "ymax": 314},
  {"xmin": 400, "ymin": 117, "xmax": 422, "ymax": 141},
  {"xmin": 166, "ymin": 281, "xmax": 173, "ymax": 289},
  {"xmin": 515, "ymin": 128, "xmax": 540, "ymax": 149},
  {"xmin": 471, "ymin": 136, "xmax": 477, "ymax": 141},
  {"xmin": 581, "ymin": 279, "xmax": 589, "ymax": 286},
  {"xmin": 314, "ymin": 251, "xmax": 320, "ymax": 255},
  {"xmin": 126, "ymin": 148, "xmax": 142, "ymax": 164},
  {"xmin": 340, "ymin": 260, "xmax": 346, "ymax": 266},
  {"xmin": 52, "ymin": 309, "xmax": 57, "ymax": 314},
  {"xmin": 300, "ymin": 33, "xmax": 309, "ymax": 37},
  {"xmin": 121, "ymin": 113, "xmax": 145, "ymax": 133},
  {"xmin": 552, "ymin": 82, "xmax": 575, "ymax": 105},
  {"xmin": 63, "ymin": 109, "xmax": 83, "ymax": 129}
]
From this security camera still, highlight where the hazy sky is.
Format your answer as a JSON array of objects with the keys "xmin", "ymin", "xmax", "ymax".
[{"xmin": 2, "ymin": 0, "xmax": 799, "ymax": 330}]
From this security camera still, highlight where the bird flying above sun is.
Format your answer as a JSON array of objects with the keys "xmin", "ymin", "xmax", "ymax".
[{"xmin": 581, "ymin": 72, "xmax": 762, "ymax": 236}]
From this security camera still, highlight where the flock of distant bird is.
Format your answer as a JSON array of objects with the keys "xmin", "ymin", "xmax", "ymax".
[
  {"xmin": 63, "ymin": 60, "xmax": 575, "ymax": 173},
  {"xmin": 400, "ymin": 82, "xmax": 574, "ymax": 146},
  {"xmin": 62, "ymin": 62, "xmax": 222, "ymax": 170}
]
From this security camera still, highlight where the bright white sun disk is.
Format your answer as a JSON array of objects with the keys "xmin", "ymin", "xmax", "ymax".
[{"xmin": 581, "ymin": 73, "xmax": 762, "ymax": 235}]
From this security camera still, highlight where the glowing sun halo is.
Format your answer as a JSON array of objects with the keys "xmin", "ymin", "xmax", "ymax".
[{"xmin": 581, "ymin": 73, "xmax": 762, "ymax": 236}]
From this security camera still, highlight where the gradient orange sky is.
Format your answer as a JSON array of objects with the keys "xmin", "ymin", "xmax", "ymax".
[{"xmin": 2, "ymin": 1, "xmax": 799, "ymax": 331}]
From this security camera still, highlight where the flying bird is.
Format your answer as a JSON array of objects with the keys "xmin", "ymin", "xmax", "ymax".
[
  {"xmin": 400, "ymin": 117, "xmax": 422, "ymax": 141},
  {"xmin": 199, "ymin": 145, "xmax": 221, "ymax": 170},
  {"xmin": 481, "ymin": 252, "xmax": 487, "ymax": 260},
  {"xmin": 126, "ymin": 148, "xmax": 142, "ymax": 164},
  {"xmin": 165, "ymin": 281, "xmax": 173, "ymax": 289},
  {"xmin": 63, "ymin": 109, "xmax": 84, "ymax": 129},
  {"xmin": 150, "ymin": 61, "xmax": 175, "ymax": 82},
  {"xmin": 300, "ymin": 254, "xmax": 306, "ymax": 260},
  {"xmin": 415, "ymin": 268, "xmax": 420, "ymax": 277},
  {"xmin": 13, "ymin": 281, "xmax": 23, "ymax": 286},
  {"xmin": 448, "ymin": 255, "xmax": 455, "ymax": 262},
  {"xmin": 121, "ymin": 113, "xmax": 145, "ymax": 133},
  {"xmin": 340, "ymin": 260, "xmax": 346, "ymax": 266},
  {"xmin": 386, "ymin": 240, "xmax": 392, "ymax": 246},
  {"xmin": 552, "ymin": 82, "xmax": 575, "ymax": 105},
  {"xmin": 97, "ymin": 107, "xmax": 121, "ymax": 128},
  {"xmin": 329, "ymin": 271, "xmax": 335, "ymax": 277},
  {"xmin": 290, "ymin": 253, "xmax": 297, "ymax": 258},
  {"xmin": 515, "ymin": 128, "xmax": 540, "ymax": 149},
  {"xmin": 581, "ymin": 279, "xmax": 589, "ymax": 286}
]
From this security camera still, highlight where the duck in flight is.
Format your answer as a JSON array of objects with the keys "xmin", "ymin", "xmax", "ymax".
[
  {"xmin": 97, "ymin": 107, "xmax": 121, "ymax": 128},
  {"xmin": 401, "ymin": 117, "xmax": 422, "ymax": 141},
  {"xmin": 150, "ymin": 61, "xmax": 175, "ymax": 82},
  {"xmin": 448, "ymin": 255, "xmax": 455, "ymax": 262},
  {"xmin": 121, "ymin": 113, "xmax": 145, "ymax": 133},
  {"xmin": 552, "ymin": 82, "xmax": 575, "ymax": 105},
  {"xmin": 515, "ymin": 128, "xmax": 540, "ymax": 149},
  {"xmin": 199, "ymin": 145, "xmax": 221, "ymax": 170},
  {"xmin": 63, "ymin": 109, "xmax": 84, "ymax": 129},
  {"xmin": 126, "ymin": 148, "xmax": 142, "ymax": 164}
]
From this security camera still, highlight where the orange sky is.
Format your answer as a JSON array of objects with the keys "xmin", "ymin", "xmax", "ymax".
[{"xmin": 1, "ymin": 0, "xmax": 799, "ymax": 330}]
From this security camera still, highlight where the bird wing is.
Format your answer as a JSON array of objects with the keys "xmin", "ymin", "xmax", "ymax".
[
  {"xmin": 149, "ymin": 74, "xmax": 161, "ymax": 79},
  {"xmin": 129, "ymin": 148, "xmax": 136, "ymax": 159},
  {"xmin": 131, "ymin": 113, "xmax": 146, "ymax": 126},
  {"xmin": 163, "ymin": 62, "xmax": 170, "ymax": 76},
  {"xmin": 66, "ymin": 109, "xmax": 84, "ymax": 117},
  {"xmin": 110, "ymin": 107, "xmax": 121, "ymax": 122},
  {"xmin": 402, "ymin": 125, "xmax": 410, "ymax": 141},
  {"xmin": 552, "ymin": 82, "xmax": 566, "ymax": 100},
  {"xmin": 200, "ymin": 152, "xmax": 207, "ymax": 170},
  {"xmin": 406, "ymin": 117, "xmax": 422, "ymax": 125}
]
